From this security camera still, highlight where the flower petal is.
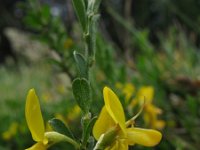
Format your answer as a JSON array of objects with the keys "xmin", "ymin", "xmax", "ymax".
[
  {"xmin": 137, "ymin": 86, "xmax": 154, "ymax": 104},
  {"xmin": 146, "ymin": 104, "xmax": 162, "ymax": 114},
  {"xmin": 25, "ymin": 89, "xmax": 45, "ymax": 142},
  {"xmin": 118, "ymin": 139, "xmax": 128, "ymax": 150},
  {"xmin": 103, "ymin": 87, "xmax": 126, "ymax": 133},
  {"xmin": 106, "ymin": 139, "xmax": 128, "ymax": 150},
  {"xmin": 126, "ymin": 128, "xmax": 162, "ymax": 147},
  {"xmin": 93, "ymin": 106, "xmax": 116, "ymax": 140},
  {"xmin": 154, "ymin": 120, "xmax": 165, "ymax": 130},
  {"xmin": 123, "ymin": 83, "xmax": 135, "ymax": 103},
  {"xmin": 25, "ymin": 142, "xmax": 47, "ymax": 150}
]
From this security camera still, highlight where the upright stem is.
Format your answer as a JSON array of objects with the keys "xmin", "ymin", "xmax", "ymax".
[{"xmin": 72, "ymin": 0, "xmax": 102, "ymax": 149}]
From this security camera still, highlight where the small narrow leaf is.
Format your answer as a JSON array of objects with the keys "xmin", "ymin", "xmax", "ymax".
[
  {"xmin": 49, "ymin": 118, "xmax": 74, "ymax": 139},
  {"xmin": 73, "ymin": 51, "xmax": 88, "ymax": 79},
  {"xmin": 82, "ymin": 116, "xmax": 98, "ymax": 146},
  {"xmin": 88, "ymin": 0, "xmax": 102, "ymax": 13},
  {"xmin": 72, "ymin": 0, "xmax": 87, "ymax": 31},
  {"xmin": 72, "ymin": 78, "xmax": 91, "ymax": 114}
]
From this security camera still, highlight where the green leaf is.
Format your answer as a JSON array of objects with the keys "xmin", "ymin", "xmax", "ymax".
[
  {"xmin": 74, "ymin": 51, "xmax": 88, "ymax": 79},
  {"xmin": 49, "ymin": 118, "xmax": 74, "ymax": 139},
  {"xmin": 82, "ymin": 116, "xmax": 97, "ymax": 146},
  {"xmin": 40, "ymin": 5, "xmax": 51, "ymax": 24},
  {"xmin": 88, "ymin": 0, "xmax": 102, "ymax": 13},
  {"xmin": 72, "ymin": 0, "xmax": 87, "ymax": 31},
  {"xmin": 24, "ymin": 14, "xmax": 42, "ymax": 30},
  {"xmin": 72, "ymin": 78, "xmax": 91, "ymax": 114}
]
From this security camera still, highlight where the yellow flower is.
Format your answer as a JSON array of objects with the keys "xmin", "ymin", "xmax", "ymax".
[
  {"xmin": 2, "ymin": 122, "xmax": 18, "ymax": 141},
  {"xmin": 54, "ymin": 105, "xmax": 81, "ymax": 124},
  {"xmin": 143, "ymin": 104, "xmax": 165, "ymax": 130},
  {"xmin": 64, "ymin": 38, "xmax": 73, "ymax": 49},
  {"xmin": 131, "ymin": 86, "xmax": 165, "ymax": 129},
  {"xmin": 66, "ymin": 105, "xmax": 81, "ymax": 123},
  {"xmin": 25, "ymin": 89, "xmax": 48, "ymax": 150},
  {"xmin": 116, "ymin": 82, "xmax": 135, "ymax": 103},
  {"xmin": 25, "ymin": 89, "xmax": 80, "ymax": 150},
  {"xmin": 137, "ymin": 86, "xmax": 154, "ymax": 104},
  {"xmin": 93, "ymin": 87, "xmax": 162, "ymax": 150}
]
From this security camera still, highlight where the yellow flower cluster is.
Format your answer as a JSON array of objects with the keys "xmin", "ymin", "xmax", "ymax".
[
  {"xmin": 25, "ymin": 86, "xmax": 163, "ymax": 150},
  {"xmin": 131, "ymin": 86, "xmax": 165, "ymax": 129},
  {"xmin": 116, "ymin": 83, "xmax": 165, "ymax": 130},
  {"xmin": 93, "ymin": 87, "xmax": 162, "ymax": 150}
]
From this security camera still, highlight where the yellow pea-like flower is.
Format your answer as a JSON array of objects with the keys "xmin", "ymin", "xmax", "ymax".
[
  {"xmin": 25, "ymin": 89, "xmax": 80, "ymax": 150},
  {"xmin": 137, "ymin": 86, "xmax": 154, "ymax": 104},
  {"xmin": 25, "ymin": 89, "xmax": 48, "ymax": 150},
  {"xmin": 116, "ymin": 82, "xmax": 135, "ymax": 103},
  {"xmin": 93, "ymin": 87, "xmax": 162, "ymax": 150},
  {"xmin": 131, "ymin": 86, "xmax": 165, "ymax": 129}
]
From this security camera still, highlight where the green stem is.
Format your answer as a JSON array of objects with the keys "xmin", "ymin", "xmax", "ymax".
[{"xmin": 126, "ymin": 100, "xmax": 145, "ymax": 127}]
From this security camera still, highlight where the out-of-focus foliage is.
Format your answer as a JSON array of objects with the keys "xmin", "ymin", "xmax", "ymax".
[
  {"xmin": 103, "ymin": 0, "xmax": 200, "ymax": 43},
  {"xmin": 0, "ymin": 0, "xmax": 200, "ymax": 149},
  {"xmin": 19, "ymin": 0, "xmax": 78, "ymax": 80}
]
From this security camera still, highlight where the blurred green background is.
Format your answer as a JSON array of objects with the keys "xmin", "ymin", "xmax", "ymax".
[{"xmin": 0, "ymin": 0, "xmax": 200, "ymax": 149}]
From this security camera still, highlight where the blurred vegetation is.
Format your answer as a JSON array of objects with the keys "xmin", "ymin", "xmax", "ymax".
[{"xmin": 0, "ymin": 0, "xmax": 200, "ymax": 149}]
